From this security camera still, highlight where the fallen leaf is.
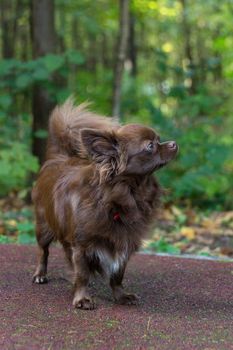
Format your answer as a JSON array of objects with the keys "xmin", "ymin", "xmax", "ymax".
[
  {"xmin": 201, "ymin": 218, "xmax": 218, "ymax": 230},
  {"xmin": 220, "ymin": 247, "xmax": 233, "ymax": 257},
  {"xmin": 162, "ymin": 209, "xmax": 174, "ymax": 221},
  {"xmin": 185, "ymin": 209, "xmax": 197, "ymax": 225},
  {"xmin": 181, "ymin": 226, "xmax": 196, "ymax": 240},
  {"xmin": 171, "ymin": 205, "xmax": 183, "ymax": 217},
  {"xmin": 6, "ymin": 220, "xmax": 17, "ymax": 228}
]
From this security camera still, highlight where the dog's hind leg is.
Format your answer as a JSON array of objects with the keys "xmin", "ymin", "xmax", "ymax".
[
  {"xmin": 110, "ymin": 265, "xmax": 139, "ymax": 305},
  {"xmin": 33, "ymin": 224, "xmax": 54, "ymax": 284},
  {"xmin": 62, "ymin": 241, "xmax": 73, "ymax": 269}
]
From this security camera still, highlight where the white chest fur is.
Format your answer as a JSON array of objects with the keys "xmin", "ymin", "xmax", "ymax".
[{"xmin": 94, "ymin": 249, "xmax": 128, "ymax": 276}]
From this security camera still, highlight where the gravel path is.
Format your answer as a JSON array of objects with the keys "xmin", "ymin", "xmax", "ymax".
[{"xmin": 1, "ymin": 245, "xmax": 233, "ymax": 350}]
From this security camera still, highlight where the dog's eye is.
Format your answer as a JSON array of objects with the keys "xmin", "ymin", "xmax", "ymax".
[{"xmin": 146, "ymin": 142, "xmax": 154, "ymax": 152}]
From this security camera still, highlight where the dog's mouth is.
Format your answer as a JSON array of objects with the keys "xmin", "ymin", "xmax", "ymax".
[
  {"xmin": 154, "ymin": 148, "xmax": 179, "ymax": 172},
  {"xmin": 154, "ymin": 142, "xmax": 179, "ymax": 172},
  {"xmin": 153, "ymin": 161, "xmax": 168, "ymax": 171}
]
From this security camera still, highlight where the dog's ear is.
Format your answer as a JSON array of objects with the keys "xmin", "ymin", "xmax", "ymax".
[{"xmin": 80, "ymin": 128, "xmax": 118, "ymax": 158}]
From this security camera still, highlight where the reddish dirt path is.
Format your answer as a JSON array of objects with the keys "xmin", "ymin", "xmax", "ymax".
[{"xmin": 1, "ymin": 245, "xmax": 233, "ymax": 350}]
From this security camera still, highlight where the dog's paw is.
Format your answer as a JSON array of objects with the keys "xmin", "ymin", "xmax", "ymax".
[
  {"xmin": 32, "ymin": 275, "xmax": 48, "ymax": 284},
  {"xmin": 73, "ymin": 296, "xmax": 96, "ymax": 310},
  {"xmin": 116, "ymin": 293, "xmax": 139, "ymax": 305}
]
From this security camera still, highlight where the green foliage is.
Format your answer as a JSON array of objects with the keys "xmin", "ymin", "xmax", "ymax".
[
  {"xmin": 0, "ymin": 49, "xmax": 86, "ymax": 102},
  {"xmin": 0, "ymin": 235, "xmax": 15, "ymax": 244},
  {"xmin": 0, "ymin": 208, "xmax": 35, "ymax": 245},
  {"xmin": 0, "ymin": 49, "xmax": 86, "ymax": 195},
  {"xmin": 147, "ymin": 238, "xmax": 180, "ymax": 255},
  {"xmin": 17, "ymin": 221, "xmax": 36, "ymax": 244},
  {"xmin": 0, "ymin": 0, "xmax": 232, "ymax": 211},
  {"xmin": 0, "ymin": 142, "xmax": 39, "ymax": 196},
  {"xmin": 155, "ymin": 91, "xmax": 233, "ymax": 207},
  {"xmin": 122, "ymin": 66, "xmax": 233, "ymax": 208}
]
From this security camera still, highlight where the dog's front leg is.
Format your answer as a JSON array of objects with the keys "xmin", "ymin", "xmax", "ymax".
[
  {"xmin": 110, "ymin": 265, "xmax": 139, "ymax": 305},
  {"xmin": 72, "ymin": 247, "xmax": 96, "ymax": 310}
]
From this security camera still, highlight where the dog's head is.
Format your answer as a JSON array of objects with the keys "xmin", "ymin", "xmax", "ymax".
[{"xmin": 81, "ymin": 124, "xmax": 178, "ymax": 180}]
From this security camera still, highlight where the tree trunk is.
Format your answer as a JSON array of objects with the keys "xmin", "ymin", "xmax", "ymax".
[
  {"xmin": 0, "ymin": 0, "xmax": 20, "ymax": 58},
  {"xmin": 180, "ymin": 0, "xmax": 196, "ymax": 94},
  {"xmin": 128, "ymin": 12, "xmax": 137, "ymax": 77},
  {"xmin": 101, "ymin": 33, "xmax": 110, "ymax": 69},
  {"xmin": 72, "ymin": 15, "xmax": 79, "ymax": 51},
  {"xmin": 30, "ymin": 0, "xmax": 56, "ymax": 164},
  {"xmin": 86, "ymin": 33, "xmax": 97, "ymax": 75},
  {"xmin": 57, "ymin": 5, "xmax": 66, "ymax": 53},
  {"xmin": 112, "ymin": 0, "xmax": 130, "ymax": 120}
]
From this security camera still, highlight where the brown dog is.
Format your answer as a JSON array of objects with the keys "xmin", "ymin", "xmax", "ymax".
[{"xmin": 32, "ymin": 99, "xmax": 178, "ymax": 309}]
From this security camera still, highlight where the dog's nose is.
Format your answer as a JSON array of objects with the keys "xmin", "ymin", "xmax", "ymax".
[{"xmin": 167, "ymin": 141, "xmax": 177, "ymax": 150}]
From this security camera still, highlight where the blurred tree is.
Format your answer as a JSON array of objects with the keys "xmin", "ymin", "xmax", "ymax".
[
  {"xmin": 112, "ymin": 0, "xmax": 130, "ymax": 119},
  {"xmin": 0, "ymin": 0, "xmax": 20, "ymax": 58},
  {"xmin": 180, "ymin": 0, "xmax": 196, "ymax": 94},
  {"xmin": 128, "ymin": 11, "xmax": 137, "ymax": 77},
  {"xmin": 30, "ymin": 0, "xmax": 57, "ymax": 164}
]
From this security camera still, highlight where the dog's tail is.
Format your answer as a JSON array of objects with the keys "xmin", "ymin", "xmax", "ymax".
[{"xmin": 47, "ymin": 98, "xmax": 116, "ymax": 158}]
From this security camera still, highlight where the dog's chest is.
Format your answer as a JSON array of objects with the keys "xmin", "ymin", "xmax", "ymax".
[{"xmin": 90, "ymin": 248, "xmax": 128, "ymax": 276}]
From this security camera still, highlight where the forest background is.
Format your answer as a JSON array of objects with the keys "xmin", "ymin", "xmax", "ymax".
[{"xmin": 0, "ymin": 0, "xmax": 233, "ymax": 256}]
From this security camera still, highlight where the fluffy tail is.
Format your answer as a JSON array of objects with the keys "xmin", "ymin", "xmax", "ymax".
[{"xmin": 47, "ymin": 98, "xmax": 116, "ymax": 159}]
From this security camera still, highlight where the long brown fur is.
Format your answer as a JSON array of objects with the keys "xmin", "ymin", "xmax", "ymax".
[{"xmin": 32, "ymin": 98, "xmax": 178, "ymax": 309}]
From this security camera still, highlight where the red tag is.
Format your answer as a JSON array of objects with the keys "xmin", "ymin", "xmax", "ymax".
[{"xmin": 113, "ymin": 212, "xmax": 120, "ymax": 221}]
